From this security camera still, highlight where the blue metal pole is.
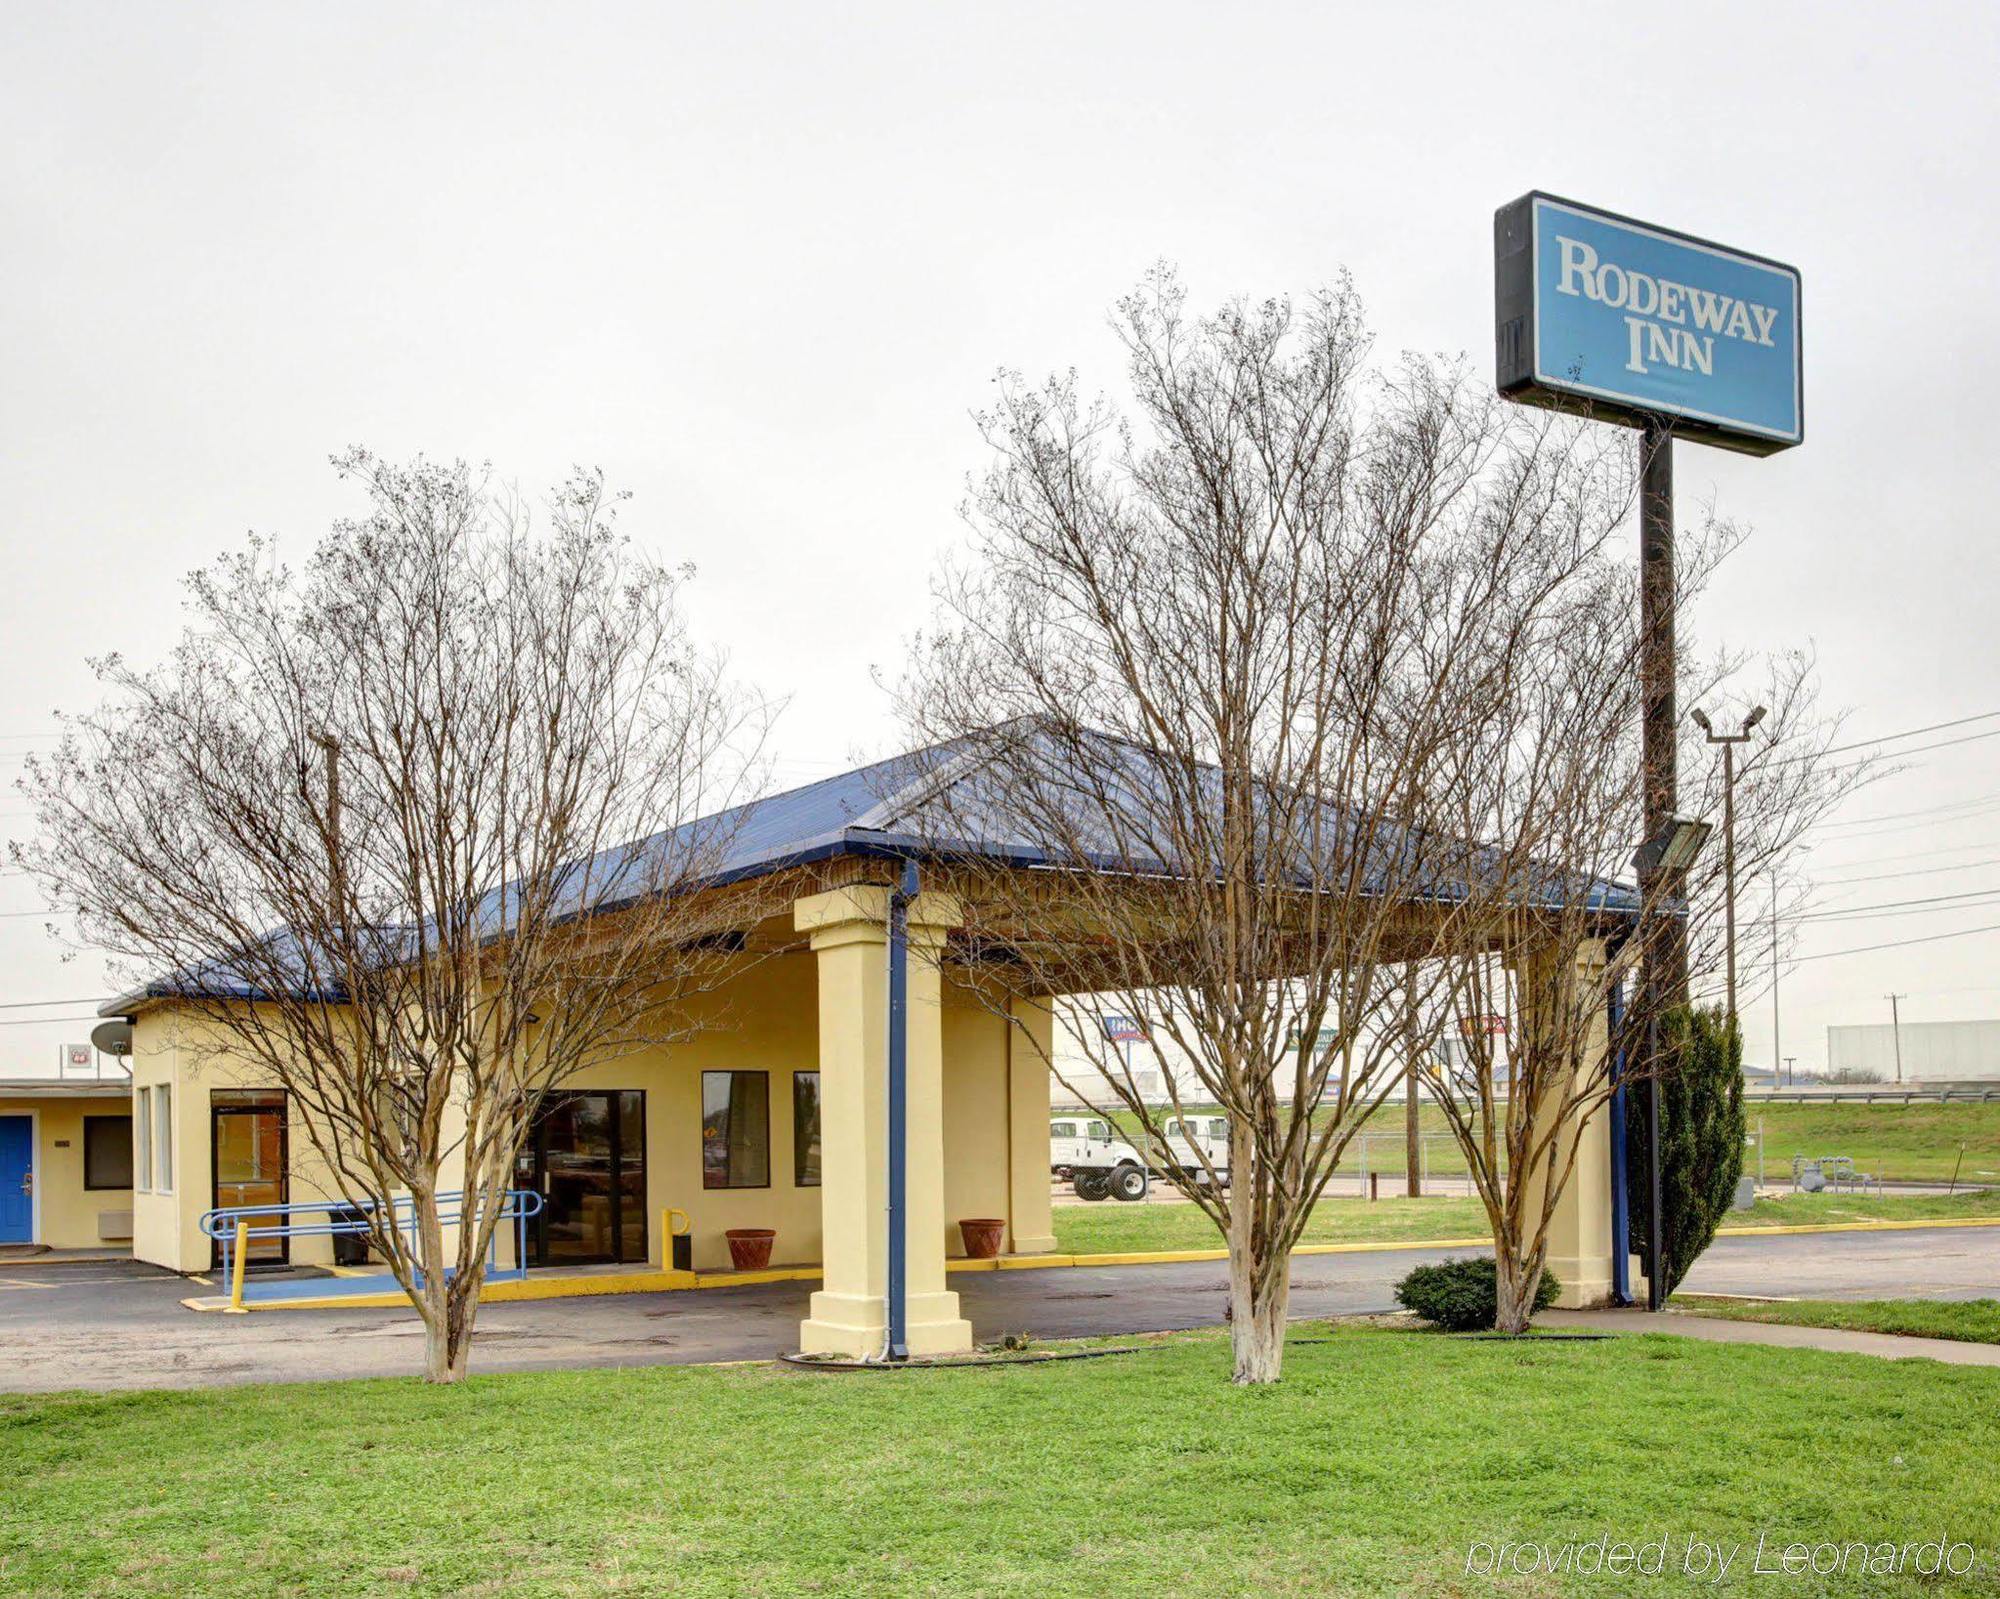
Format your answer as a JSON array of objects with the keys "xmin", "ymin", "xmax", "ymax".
[
  {"xmin": 886, "ymin": 858, "xmax": 917, "ymax": 1360},
  {"xmin": 1608, "ymin": 974, "xmax": 1632, "ymax": 1306}
]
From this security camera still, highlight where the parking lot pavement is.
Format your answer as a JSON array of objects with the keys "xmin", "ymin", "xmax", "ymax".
[
  {"xmin": 1679, "ymin": 1223, "xmax": 2000, "ymax": 1302},
  {"xmin": 0, "ymin": 1224, "xmax": 1991, "ymax": 1393}
]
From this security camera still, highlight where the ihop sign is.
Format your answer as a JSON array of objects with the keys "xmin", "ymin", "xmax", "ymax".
[{"xmin": 1495, "ymin": 192, "xmax": 1802, "ymax": 454}]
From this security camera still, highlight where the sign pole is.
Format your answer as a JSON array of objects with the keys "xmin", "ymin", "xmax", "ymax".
[
  {"xmin": 1495, "ymin": 188, "xmax": 1802, "ymax": 1316},
  {"xmin": 1637, "ymin": 416, "xmax": 1677, "ymax": 1311}
]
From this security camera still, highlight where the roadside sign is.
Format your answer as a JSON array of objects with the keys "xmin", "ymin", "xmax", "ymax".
[
  {"xmin": 1495, "ymin": 191, "xmax": 1802, "ymax": 454},
  {"xmin": 1460, "ymin": 1014, "xmax": 1509, "ymax": 1038},
  {"xmin": 1101, "ymin": 1014, "xmax": 1147, "ymax": 1043}
]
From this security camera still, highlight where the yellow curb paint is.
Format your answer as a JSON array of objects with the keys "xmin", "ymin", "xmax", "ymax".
[
  {"xmin": 1716, "ymin": 1216, "xmax": 2000, "ymax": 1238},
  {"xmin": 179, "ymin": 1216, "xmax": 2000, "ymax": 1312}
]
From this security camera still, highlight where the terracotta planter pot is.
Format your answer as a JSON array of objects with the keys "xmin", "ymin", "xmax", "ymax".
[
  {"xmin": 724, "ymin": 1228, "xmax": 776, "ymax": 1271},
  {"xmin": 958, "ymin": 1218, "xmax": 1006, "ymax": 1260}
]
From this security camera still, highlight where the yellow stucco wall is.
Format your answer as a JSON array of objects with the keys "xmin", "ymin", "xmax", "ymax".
[
  {"xmin": 123, "ymin": 942, "xmax": 1052, "ymax": 1281},
  {"xmin": 0, "ymin": 1093, "xmax": 134, "ymax": 1250},
  {"xmin": 129, "ymin": 1010, "xmax": 346, "ymax": 1273}
]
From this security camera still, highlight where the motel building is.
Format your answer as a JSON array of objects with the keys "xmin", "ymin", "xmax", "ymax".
[{"xmin": 94, "ymin": 735, "xmax": 1624, "ymax": 1356}]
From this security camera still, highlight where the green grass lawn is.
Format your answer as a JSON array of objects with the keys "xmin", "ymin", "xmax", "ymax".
[
  {"xmin": 1110, "ymin": 1098, "xmax": 2000, "ymax": 1184},
  {"xmin": 3, "ymin": 1329, "xmax": 1996, "ymax": 1597},
  {"xmin": 1050, "ymin": 1185, "xmax": 2000, "ymax": 1256},
  {"xmin": 1672, "ymin": 1295, "xmax": 2000, "ymax": 1346}
]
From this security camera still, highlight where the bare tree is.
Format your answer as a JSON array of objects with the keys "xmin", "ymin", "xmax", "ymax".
[
  {"xmin": 898, "ymin": 271, "xmax": 1664, "ymax": 1382},
  {"xmin": 1412, "ymin": 527, "xmax": 1867, "ymax": 1333},
  {"xmin": 19, "ymin": 451, "xmax": 769, "ymax": 1381}
]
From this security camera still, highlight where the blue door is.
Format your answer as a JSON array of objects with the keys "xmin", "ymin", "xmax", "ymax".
[{"xmin": 0, "ymin": 1117, "xmax": 31, "ymax": 1244}]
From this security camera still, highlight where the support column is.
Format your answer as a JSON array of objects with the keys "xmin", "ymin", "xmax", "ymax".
[
  {"xmin": 1522, "ymin": 937, "xmax": 1617, "ymax": 1309},
  {"xmin": 1006, "ymin": 996, "xmax": 1058, "ymax": 1255},
  {"xmin": 795, "ymin": 884, "xmax": 972, "ymax": 1358}
]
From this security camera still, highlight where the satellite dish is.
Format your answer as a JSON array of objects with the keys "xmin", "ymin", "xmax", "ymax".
[{"xmin": 90, "ymin": 1019, "xmax": 133, "ymax": 1058}]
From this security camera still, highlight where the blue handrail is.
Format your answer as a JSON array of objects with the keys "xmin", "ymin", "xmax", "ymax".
[{"xmin": 199, "ymin": 1189, "xmax": 544, "ymax": 1293}]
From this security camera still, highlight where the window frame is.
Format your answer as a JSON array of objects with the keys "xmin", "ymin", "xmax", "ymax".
[
  {"xmin": 700, "ymin": 1069, "xmax": 771, "ymax": 1191},
  {"xmin": 152, "ymin": 1083, "xmax": 173, "ymax": 1193},
  {"xmin": 82, "ymin": 1114, "xmax": 134, "ymax": 1191},
  {"xmin": 791, "ymin": 1071, "xmax": 821, "ymax": 1188},
  {"xmin": 133, "ymin": 1086, "xmax": 152, "ymax": 1193}
]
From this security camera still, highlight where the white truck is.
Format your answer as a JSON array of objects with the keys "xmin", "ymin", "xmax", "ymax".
[
  {"xmin": 1158, "ymin": 1115, "xmax": 1231, "ymax": 1187},
  {"xmin": 1048, "ymin": 1117, "xmax": 1150, "ymax": 1201}
]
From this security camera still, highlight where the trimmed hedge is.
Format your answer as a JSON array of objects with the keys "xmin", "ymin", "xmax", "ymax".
[{"xmin": 1394, "ymin": 1257, "xmax": 1559, "ymax": 1332}]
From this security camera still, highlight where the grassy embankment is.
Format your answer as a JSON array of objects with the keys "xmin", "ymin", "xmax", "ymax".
[
  {"xmin": 1050, "ymin": 1184, "xmax": 2000, "ymax": 1255},
  {"xmin": 1104, "ymin": 1098, "xmax": 2000, "ymax": 1183}
]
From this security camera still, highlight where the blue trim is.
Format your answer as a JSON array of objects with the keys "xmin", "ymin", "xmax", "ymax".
[
  {"xmin": 885, "ymin": 858, "xmax": 917, "ymax": 1360},
  {"xmin": 1607, "ymin": 975, "xmax": 1632, "ymax": 1306}
]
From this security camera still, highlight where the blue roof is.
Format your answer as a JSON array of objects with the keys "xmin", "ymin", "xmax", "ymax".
[{"xmin": 104, "ymin": 726, "xmax": 1642, "ymax": 1011}]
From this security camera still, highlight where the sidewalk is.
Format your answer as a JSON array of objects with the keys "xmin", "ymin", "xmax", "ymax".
[{"xmin": 1544, "ymin": 1307, "xmax": 2000, "ymax": 1367}]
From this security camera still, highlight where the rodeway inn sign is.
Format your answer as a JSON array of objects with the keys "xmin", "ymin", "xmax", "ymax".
[{"xmin": 1495, "ymin": 192, "xmax": 1802, "ymax": 454}]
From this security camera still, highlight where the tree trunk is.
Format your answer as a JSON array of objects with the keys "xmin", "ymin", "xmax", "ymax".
[
  {"xmin": 1493, "ymin": 1251, "xmax": 1541, "ymax": 1336},
  {"xmin": 1229, "ymin": 1256, "xmax": 1290, "ymax": 1383},
  {"xmin": 442, "ymin": 1282, "xmax": 480, "ymax": 1381},
  {"xmin": 410, "ymin": 1188, "xmax": 467, "ymax": 1384},
  {"xmin": 1225, "ymin": 1163, "xmax": 1290, "ymax": 1384}
]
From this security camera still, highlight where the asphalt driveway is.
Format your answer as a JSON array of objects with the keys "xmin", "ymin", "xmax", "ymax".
[{"xmin": 0, "ymin": 1224, "xmax": 1991, "ymax": 1393}]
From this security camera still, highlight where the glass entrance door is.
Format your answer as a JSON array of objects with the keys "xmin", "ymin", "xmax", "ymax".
[
  {"xmin": 211, "ymin": 1092, "xmax": 288, "ymax": 1266},
  {"xmin": 516, "ymin": 1091, "xmax": 646, "ymax": 1267}
]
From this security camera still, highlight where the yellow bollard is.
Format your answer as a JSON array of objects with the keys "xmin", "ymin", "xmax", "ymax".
[{"xmin": 225, "ymin": 1219, "xmax": 251, "ymax": 1313}]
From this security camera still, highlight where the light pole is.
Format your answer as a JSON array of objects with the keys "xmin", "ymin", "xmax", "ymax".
[{"xmin": 1690, "ymin": 705, "xmax": 1767, "ymax": 1020}]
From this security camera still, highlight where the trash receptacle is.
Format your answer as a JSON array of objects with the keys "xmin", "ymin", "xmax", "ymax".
[{"xmin": 328, "ymin": 1204, "xmax": 370, "ymax": 1267}]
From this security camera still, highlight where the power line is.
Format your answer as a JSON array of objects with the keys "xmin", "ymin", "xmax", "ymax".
[
  {"xmin": 1813, "ymin": 856, "xmax": 2000, "ymax": 887},
  {"xmin": 0, "ymin": 1013, "xmax": 105, "ymax": 1028},
  {"xmin": 1788, "ymin": 920, "xmax": 2000, "ymax": 964},
  {"xmin": 1810, "ymin": 838, "xmax": 2000, "ymax": 872},
  {"xmin": 1812, "ymin": 789, "xmax": 2000, "ymax": 834},
  {"xmin": 1796, "ymin": 886, "xmax": 2000, "ymax": 920},
  {"xmin": 1817, "ymin": 708, "xmax": 2000, "ymax": 759},
  {"xmin": 0, "ymin": 995, "xmax": 113, "ymax": 1011}
]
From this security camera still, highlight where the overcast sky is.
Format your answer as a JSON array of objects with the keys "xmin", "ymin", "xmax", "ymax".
[{"xmin": 3, "ymin": 2, "xmax": 1996, "ymax": 1077}]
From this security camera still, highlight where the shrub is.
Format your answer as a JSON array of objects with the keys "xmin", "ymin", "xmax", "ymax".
[
  {"xmin": 1625, "ymin": 1004, "xmax": 1746, "ymax": 1295},
  {"xmin": 1394, "ymin": 1257, "xmax": 1560, "ymax": 1332}
]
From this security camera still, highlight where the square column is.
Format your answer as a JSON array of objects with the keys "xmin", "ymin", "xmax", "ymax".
[
  {"xmin": 1520, "ymin": 937, "xmax": 1616, "ymax": 1308},
  {"xmin": 794, "ymin": 884, "xmax": 973, "ymax": 1358},
  {"xmin": 1006, "ymin": 996, "xmax": 1058, "ymax": 1254}
]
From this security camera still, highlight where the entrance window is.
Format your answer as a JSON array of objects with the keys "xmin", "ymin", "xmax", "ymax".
[
  {"xmin": 516, "ymin": 1090, "xmax": 647, "ymax": 1268},
  {"xmin": 211, "ymin": 1091, "xmax": 288, "ymax": 1265},
  {"xmin": 702, "ymin": 1071, "xmax": 769, "ymax": 1189},
  {"xmin": 792, "ymin": 1072, "xmax": 821, "ymax": 1187},
  {"xmin": 83, "ymin": 1116, "xmax": 133, "ymax": 1190}
]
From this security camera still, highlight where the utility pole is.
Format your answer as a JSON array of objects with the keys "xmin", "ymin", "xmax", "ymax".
[
  {"xmin": 1886, "ymin": 993, "xmax": 1907, "ymax": 1084},
  {"xmin": 1770, "ymin": 876, "xmax": 1782, "ymax": 1084},
  {"xmin": 1404, "ymin": 961, "xmax": 1422, "ymax": 1198},
  {"xmin": 1690, "ymin": 705, "xmax": 1767, "ymax": 1020},
  {"xmin": 309, "ymin": 732, "xmax": 343, "ymax": 902}
]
